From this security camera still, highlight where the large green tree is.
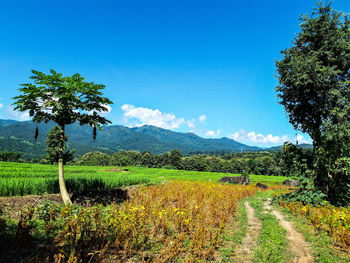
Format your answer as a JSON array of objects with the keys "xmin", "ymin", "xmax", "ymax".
[
  {"xmin": 276, "ymin": 1, "xmax": 350, "ymax": 203},
  {"xmin": 13, "ymin": 69, "xmax": 113, "ymax": 204}
]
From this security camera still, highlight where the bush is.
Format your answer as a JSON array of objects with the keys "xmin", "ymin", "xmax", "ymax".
[
  {"xmin": 328, "ymin": 158, "xmax": 350, "ymax": 206},
  {"xmin": 78, "ymin": 151, "xmax": 111, "ymax": 166},
  {"xmin": 180, "ymin": 157, "xmax": 208, "ymax": 171}
]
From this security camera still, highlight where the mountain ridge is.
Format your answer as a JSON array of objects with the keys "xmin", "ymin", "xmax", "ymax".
[{"xmin": 0, "ymin": 119, "xmax": 311, "ymax": 159}]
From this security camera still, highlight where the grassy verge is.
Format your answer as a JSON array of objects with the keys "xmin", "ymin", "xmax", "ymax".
[
  {"xmin": 278, "ymin": 206, "xmax": 350, "ymax": 263},
  {"xmin": 218, "ymin": 199, "xmax": 248, "ymax": 262},
  {"xmin": 250, "ymin": 191, "xmax": 291, "ymax": 263}
]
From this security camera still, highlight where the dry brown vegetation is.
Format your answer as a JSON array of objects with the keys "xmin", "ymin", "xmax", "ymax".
[{"xmin": 0, "ymin": 182, "xmax": 258, "ymax": 262}]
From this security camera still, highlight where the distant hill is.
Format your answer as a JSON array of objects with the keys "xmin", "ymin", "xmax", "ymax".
[
  {"xmin": 0, "ymin": 119, "xmax": 260, "ymax": 159},
  {"xmin": 0, "ymin": 119, "xmax": 18, "ymax": 127},
  {"xmin": 267, "ymin": 143, "xmax": 313, "ymax": 152}
]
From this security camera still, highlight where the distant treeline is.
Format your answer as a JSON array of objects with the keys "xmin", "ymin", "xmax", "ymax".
[
  {"xmin": 1, "ymin": 147, "xmax": 315, "ymax": 177},
  {"xmin": 0, "ymin": 151, "xmax": 21, "ymax": 162},
  {"xmin": 77, "ymin": 150, "xmax": 284, "ymax": 176}
]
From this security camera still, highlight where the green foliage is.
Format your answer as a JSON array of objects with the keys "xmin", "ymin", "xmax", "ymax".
[
  {"xmin": 276, "ymin": 1, "xmax": 350, "ymax": 205},
  {"xmin": 241, "ymin": 170, "xmax": 250, "ymax": 181},
  {"xmin": 0, "ymin": 151, "xmax": 20, "ymax": 162},
  {"xmin": 78, "ymin": 151, "xmax": 111, "ymax": 166},
  {"xmin": 280, "ymin": 142, "xmax": 312, "ymax": 178},
  {"xmin": 169, "ymin": 150, "xmax": 183, "ymax": 169},
  {"xmin": 275, "ymin": 169, "xmax": 327, "ymax": 205},
  {"xmin": 12, "ymin": 69, "xmax": 113, "ymax": 203},
  {"xmin": 36, "ymin": 200, "xmax": 60, "ymax": 222},
  {"xmin": 12, "ymin": 69, "xmax": 113, "ymax": 157},
  {"xmin": 327, "ymin": 158, "xmax": 350, "ymax": 206},
  {"xmin": 110, "ymin": 150, "xmax": 140, "ymax": 166},
  {"xmin": 278, "ymin": 188, "xmax": 327, "ymax": 206},
  {"xmin": 78, "ymin": 150, "xmax": 283, "ymax": 176},
  {"xmin": 276, "ymin": 1, "xmax": 350, "ymax": 141},
  {"xmin": 45, "ymin": 126, "xmax": 75, "ymax": 164},
  {"xmin": 249, "ymin": 192, "xmax": 290, "ymax": 263},
  {"xmin": 13, "ymin": 69, "xmax": 113, "ymax": 130},
  {"xmin": 181, "ymin": 156, "xmax": 208, "ymax": 171}
]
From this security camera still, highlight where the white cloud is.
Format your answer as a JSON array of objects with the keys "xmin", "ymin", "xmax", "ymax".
[
  {"xmin": 5, "ymin": 106, "xmax": 31, "ymax": 121},
  {"xmin": 90, "ymin": 104, "xmax": 112, "ymax": 117},
  {"xmin": 0, "ymin": 103, "xmax": 3, "ymax": 108},
  {"xmin": 187, "ymin": 120, "xmax": 195, "ymax": 129},
  {"xmin": 199, "ymin": 115, "xmax": 206, "ymax": 122},
  {"xmin": 186, "ymin": 115, "xmax": 207, "ymax": 130},
  {"xmin": 229, "ymin": 130, "xmax": 290, "ymax": 145},
  {"xmin": 121, "ymin": 104, "xmax": 185, "ymax": 129},
  {"xmin": 104, "ymin": 104, "xmax": 112, "ymax": 112},
  {"xmin": 296, "ymin": 134, "xmax": 309, "ymax": 144},
  {"xmin": 205, "ymin": 129, "xmax": 221, "ymax": 137}
]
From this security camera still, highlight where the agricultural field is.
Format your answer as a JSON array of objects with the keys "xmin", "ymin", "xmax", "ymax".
[
  {"xmin": 0, "ymin": 181, "xmax": 259, "ymax": 262},
  {"xmin": 0, "ymin": 161, "xmax": 288, "ymax": 197},
  {"xmin": 1, "ymin": 0, "xmax": 350, "ymax": 262},
  {"xmin": 0, "ymin": 162, "xmax": 153, "ymax": 196},
  {"xmin": 1, "ymin": 161, "xmax": 350, "ymax": 262}
]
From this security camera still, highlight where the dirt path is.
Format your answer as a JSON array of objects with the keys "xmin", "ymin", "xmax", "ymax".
[
  {"xmin": 233, "ymin": 201, "xmax": 262, "ymax": 263},
  {"xmin": 264, "ymin": 198, "xmax": 314, "ymax": 263}
]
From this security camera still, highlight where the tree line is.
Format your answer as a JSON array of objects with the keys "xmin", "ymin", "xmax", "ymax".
[
  {"xmin": 0, "ymin": 151, "xmax": 21, "ymax": 162},
  {"xmin": 76, "ymin": 149, "xmax": 289, "ymax": 176}
]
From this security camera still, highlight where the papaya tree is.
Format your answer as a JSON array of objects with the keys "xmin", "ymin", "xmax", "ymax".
[
  {"xmin": 13, "ymin": 69, "xmax": 113, "ymax": 204},
  {"xmin": 45, "ymin": 125, "xmax": 75, "ymax": 165}
]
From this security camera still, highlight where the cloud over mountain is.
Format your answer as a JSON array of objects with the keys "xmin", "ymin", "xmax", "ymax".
[
  {"xmin": 121, "ymin": 104, "xmax": 185, "ymax": 129},
  {"xmin": 229, "ymin": 130, "xmax": 289, "ymax": 145}
]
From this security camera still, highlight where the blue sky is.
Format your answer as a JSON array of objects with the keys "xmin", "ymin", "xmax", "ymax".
[{"xmin": 1, "ymin": 0, "xmax": 349, "ymax": 147}]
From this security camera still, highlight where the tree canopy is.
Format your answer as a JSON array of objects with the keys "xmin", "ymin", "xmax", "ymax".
[
  {"xmin": 276, "ymin": 1, "xmax": 350, "ymax": 205},
  {"xmin": 14, "ymin": 69, "xmax": 112, "ymax": 134},
  {"xmin": 276, "ymin": 1, "xmax": 350, "ymax": 145}
]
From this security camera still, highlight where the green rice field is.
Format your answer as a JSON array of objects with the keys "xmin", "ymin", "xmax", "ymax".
[{"xmin": 0, "ymin": 161, "xmax": 289, "ymax": 196}]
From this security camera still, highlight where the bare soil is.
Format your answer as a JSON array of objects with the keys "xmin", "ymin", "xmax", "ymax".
[
  {"xmin": 233, "ymin": 201, "xmax": 262, "ymax": 263},
  {"xmin": 0, "ymin": 194, "xmax": 62, "ymax": 219},
  {"xmin": 264, "ymin": 198, "xmax": 314, "ymax": 263},
  {"xmin": 0, "ymin": 186, "xmax": 136, "ymax": 219},
  {"xmin": 103, "ymin": 167, "xmax": 129, "ymax": 173}
]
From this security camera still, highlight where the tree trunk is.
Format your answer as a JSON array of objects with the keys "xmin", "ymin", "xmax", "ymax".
[{"xmin": 58, "ymin": 125, "xmax": 72, "ymax": 205}]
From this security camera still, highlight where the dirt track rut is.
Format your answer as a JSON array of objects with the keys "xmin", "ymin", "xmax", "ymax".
[
  {"xmin": 233, "ymin": 201, "xmax": 262, "ymax": 263},
  {"xmin": 264, "ymin": 198, "xmax": 314, "ymax": 263}
]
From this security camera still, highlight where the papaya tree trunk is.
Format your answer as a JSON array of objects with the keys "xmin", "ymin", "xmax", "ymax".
[{"xmin": 58, "ymin": 125, "xmax": 72, "ymax": 205}]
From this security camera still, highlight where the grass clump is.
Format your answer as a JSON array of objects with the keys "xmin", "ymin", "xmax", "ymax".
[
  {"xmin": 218, "ymin": 199, "xmax": 249, "ymax": 262},
  {"xmin": 250, "ymin": 192, "xmax": 290, "ymax": 263}
]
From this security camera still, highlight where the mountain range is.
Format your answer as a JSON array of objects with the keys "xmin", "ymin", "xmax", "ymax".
[{"xmin": 0, "ymin": 119, "xmax": 311, "ymax": 159}]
